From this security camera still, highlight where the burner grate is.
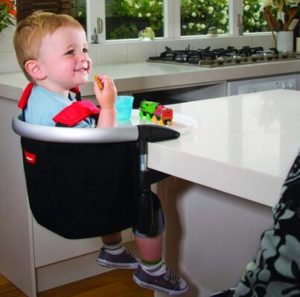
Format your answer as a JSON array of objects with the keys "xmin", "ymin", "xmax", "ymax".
[{"xmin": 148, "ymin": 46, "xmax": 300, "ymax": 67}]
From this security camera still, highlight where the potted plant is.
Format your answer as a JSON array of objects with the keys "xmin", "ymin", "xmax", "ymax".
[
  {"xmin": 0, "ymin": 0, "xmax": 16, "ymax": 51},
  {"xmin": 262, "ymin": 0, "xmax": 300, "ymax": 51},
  {"xmin": 0, "ymin": 0, "xmax": 16, "ymax": 33}
]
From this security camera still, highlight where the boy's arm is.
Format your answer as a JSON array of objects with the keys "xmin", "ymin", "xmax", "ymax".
[{"xmin": 96, "ymin": 107, "xmax": 116, "ymax": 128}]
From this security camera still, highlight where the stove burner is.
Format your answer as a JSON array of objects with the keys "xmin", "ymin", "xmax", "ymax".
[{"xmin": 148, "ymin": 45, "xmax": 299, "ymax": 67}]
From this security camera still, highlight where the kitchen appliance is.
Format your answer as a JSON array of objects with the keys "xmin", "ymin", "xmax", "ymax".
[
  {"xmin": 148, "ymin": 46, "xmax": 300, "ymax": 68},
  {"xmin": 227, "ymin": 74, "xmax": 299, "ymax": 95}
]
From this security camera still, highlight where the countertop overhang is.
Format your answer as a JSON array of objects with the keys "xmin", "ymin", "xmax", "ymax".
[{"xmin": 148, "ymin": 89, "xmax": 300, "ymax": 208}]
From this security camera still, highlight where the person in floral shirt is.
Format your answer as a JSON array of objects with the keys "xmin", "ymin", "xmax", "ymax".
[{"xmin": 211, "ymin": 150, "xmax": 300, "ymax": 297}]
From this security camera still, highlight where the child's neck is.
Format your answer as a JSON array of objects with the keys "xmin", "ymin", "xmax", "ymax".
[{"xmin": 36, "ymin": 82, "xmax": 69, "ymax": 98}]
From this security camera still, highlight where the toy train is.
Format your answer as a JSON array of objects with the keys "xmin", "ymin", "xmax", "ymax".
[{"xmin": 139, "ymin": 100, "xmax": 173, "ymax": 126}]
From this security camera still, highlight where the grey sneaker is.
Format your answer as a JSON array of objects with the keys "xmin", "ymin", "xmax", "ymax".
[
  {"xmin": 133, "ymin": 264, "xmax": 188, "ymax": 295},
  {"xmin": 97, "ymin": 247, "xmax": 139, "ymax": 269}
]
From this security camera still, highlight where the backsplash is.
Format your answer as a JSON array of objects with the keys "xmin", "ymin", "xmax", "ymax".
[
  {"xmin": 0, "ymin": 27, "xmax": 274, "ymax": 74},
  {"xmin": 92, "ymin": 34, "xmax": 274, "ymax": 65}
]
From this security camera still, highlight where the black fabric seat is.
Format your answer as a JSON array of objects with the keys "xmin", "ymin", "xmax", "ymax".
[
  {"xmin": 12, "ymin": 116, "xmax": 180, "ymax": 239},
  {"xmin": 21, "ymin": 137, "xmax": 139, "ymax": 239}
]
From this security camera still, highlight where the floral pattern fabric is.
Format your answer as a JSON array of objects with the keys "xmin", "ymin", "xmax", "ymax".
[{"xmin": 234, "ymin": 150, "xmax": 300, "ymax": 297}]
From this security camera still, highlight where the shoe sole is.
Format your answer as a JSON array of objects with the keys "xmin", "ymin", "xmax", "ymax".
[
  {"xmin": 97, "ymin": 258, "xmax": 139, "ymax": 269},
  {"xmin": 210, "ymin": 288, "xmax": 236, "ymax": 297},
  {"xmin": 133, "ymin": 274, "xmax": 189, "ymax": 295}
]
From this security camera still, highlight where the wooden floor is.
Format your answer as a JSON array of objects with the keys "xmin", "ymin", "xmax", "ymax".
[{"xmin": 0, "ymin": 270, "xmax": 153, "ymax": 297}]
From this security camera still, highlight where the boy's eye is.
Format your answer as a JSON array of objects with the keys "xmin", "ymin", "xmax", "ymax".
[
  {"xmin": 83, "ymin": 48, "xmax": 89, "ymax": 53},
  {"xmin": 65, "ymin": 49, "xmax": 75, "ymax": 55}
]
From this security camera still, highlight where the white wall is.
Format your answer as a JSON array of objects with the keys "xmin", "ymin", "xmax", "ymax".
[{"xmin": 0, "ymin": 26, "xmax": 20, "ymax": 73}]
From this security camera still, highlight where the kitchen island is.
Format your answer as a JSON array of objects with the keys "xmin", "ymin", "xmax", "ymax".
[
  {"xmin": 150, "ymin": 89, "xmax": 300, "ymax": 296},
  {"xmin": 1, "ymin": 88, "xmax": 300, "ymax": 297}
]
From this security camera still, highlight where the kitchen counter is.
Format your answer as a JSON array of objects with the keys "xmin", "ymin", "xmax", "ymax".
[
  {"xmin": 1, "ymin": 60, "xmax": 300, "ymax": 100},
  {"xmin": 149, "ymin": 89, "xmax": 300, "ymax": 208}
]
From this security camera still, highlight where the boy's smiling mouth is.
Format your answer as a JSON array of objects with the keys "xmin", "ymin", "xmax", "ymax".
[{"xmin": 75, "ymin": 65, "xmax": 90, "ymax": 73}]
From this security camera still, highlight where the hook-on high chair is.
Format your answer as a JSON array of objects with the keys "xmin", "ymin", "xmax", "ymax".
[{"xmin": 12, "ymin": 91, "xmax": 180, "ymax": 239}]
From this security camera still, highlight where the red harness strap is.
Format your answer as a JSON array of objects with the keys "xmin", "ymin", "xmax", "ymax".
[
  {"xmin": 53, "ymin": 101, "xmax": 100, "ymax": 127},
  {"xmin": 18, "ymin": 83, "xmax": 100, "ymax": 127},
  {"xmin": 18, "ymin": 82, "xmax": 35, "ymax": 109}
]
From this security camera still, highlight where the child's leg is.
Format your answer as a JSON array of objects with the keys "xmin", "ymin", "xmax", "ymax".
[
  {"xmin": 134, "ymin": 233, "xmax": 163, "ymax": 262},
  {"xmin": 97, "ymin": 231, "xmax": 138, "ymax": 269},
  {"xmin": 133, "ymin": 210, "xmax": 188, "ymax": 296},
  {"xmin": 102, "ymin": 232, "xmax": 122, "ymax": 246},
  {"xmin": 133, "ymin": 232, "xmax": 188, "ymax": 295}
]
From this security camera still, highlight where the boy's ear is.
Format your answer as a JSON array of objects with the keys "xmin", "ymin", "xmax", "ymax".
[{"xmin": 24, "ymin": 60, "xmax": 46, "ymax": 80}]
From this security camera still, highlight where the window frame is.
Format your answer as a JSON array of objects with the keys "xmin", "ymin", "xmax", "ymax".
[{"xmin": 87, "ymin": 0, "xmax": 265, "ymax": 43}]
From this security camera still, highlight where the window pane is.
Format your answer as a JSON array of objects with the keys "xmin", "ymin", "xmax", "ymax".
[
  {"xmin": 105, "ymin": 0, "xmax": 164, "ymax": 40},
  {"xmin": 16, "ymin": 0, "xmax": 87, "ymax": 31},
  {"xmin": 17, "ymin": 0, "xmax": 75, "ymax": 21},
  {"xmin": 180, "ymin": 0, "xmax": 229, "ymax": 36},
  {"xmin": 75, "ymin": 0, "xmax": 87, "ymax": 31},
  {"xmin": 243, "ymin": 0, "xmax": 268, "ymax": 32}
]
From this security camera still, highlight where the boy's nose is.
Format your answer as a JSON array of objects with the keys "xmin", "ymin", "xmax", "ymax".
[
  {"xmin": 79, "ymin": 56, "xmax": 91, "ymax": 68},
  {"xmin": 79, "ymin": 52, "xmax": 91, "ymax": 61}
]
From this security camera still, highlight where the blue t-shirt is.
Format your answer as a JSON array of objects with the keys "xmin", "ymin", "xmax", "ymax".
[{"xmin": 25, "ymin": 85, "xmax": 95, "ymax": 127}]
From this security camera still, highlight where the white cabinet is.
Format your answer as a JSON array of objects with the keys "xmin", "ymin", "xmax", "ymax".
[{"xmin": 155, "ymin": 177, "xmax": 273, "ymax": 297}]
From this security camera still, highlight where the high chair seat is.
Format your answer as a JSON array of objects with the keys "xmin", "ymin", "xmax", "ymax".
[{"xmin": 12, "ymin": 115, "xmax": 179, "ymax": 239}]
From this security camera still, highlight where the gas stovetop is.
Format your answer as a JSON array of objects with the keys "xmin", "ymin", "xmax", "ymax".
[{"xmin": 148, "ymin": 46, "xmax": 300, "ymax": 68}]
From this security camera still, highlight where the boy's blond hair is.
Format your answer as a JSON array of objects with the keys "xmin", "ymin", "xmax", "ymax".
[{"xmin": 13, "ymin": 11, "xmax": 84, "ymax": 81}]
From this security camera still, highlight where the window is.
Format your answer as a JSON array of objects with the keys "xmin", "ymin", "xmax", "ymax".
[
  {"xmin": 17, "ymin": 0, "xmax": 74, "ymax": 21},
  {"xmin": 16, "ymin": 0, "xmax": 86, "ymax": 30},
  {"xmin": 180, "ymin": 0, "xmax": 229, "ymax": 36},
  {"xmin": 76, "ymin": 0, "xmax": 86, "ymax": 30},
  {"xmin": 105, "ymin": 0, "xmax": 164, "ymax": 40},
  {"xmin": 243, "ymin": 0, "xmax": 268, "ymax": 33},
  {"xmin": 93, "ymin": 0, "xmax": 269, "ymax": 41},
  {"xmin": 16, "ymin": 0, "xmax": 272, "ymax": 42}
]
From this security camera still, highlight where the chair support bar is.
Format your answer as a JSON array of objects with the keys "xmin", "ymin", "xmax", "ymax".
[{"xmin": 12, "ymin": 115, "xmax": 139, "ymax": 143}]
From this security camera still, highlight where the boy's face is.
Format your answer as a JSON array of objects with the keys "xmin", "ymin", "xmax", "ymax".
[{"xmin": 37, "ymin": 26, "xmax": 91, "ymax": 94}]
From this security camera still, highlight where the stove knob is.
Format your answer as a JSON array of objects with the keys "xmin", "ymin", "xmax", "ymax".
[
  {"xmin": 234, "ymin": 56, "xmax": 242, "ymax": 63},
  {"xmin": 251, "ymin": 55, "xmax": 258, "ymax": 62},
  {"xmin": 216, "ymin": 57, "xmax": 224, "ymax": 65}
]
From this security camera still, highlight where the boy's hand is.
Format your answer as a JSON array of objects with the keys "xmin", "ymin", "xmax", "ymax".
[
  {"xmin": 93, "ymin": 75, "xmax": 117, "ymax": 127},
  {"xmin": 93, "ymin": 75, "xmax": 117, "ymax": 109}
]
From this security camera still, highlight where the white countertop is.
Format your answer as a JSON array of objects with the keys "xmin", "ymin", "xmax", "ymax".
[
  {"xmin": 148, "ymin": 89, "xmax": 300, "ymax": 207},
  {"xmin": 1, "ymin": 60, "xmax": 300, "ymax": 100}
]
